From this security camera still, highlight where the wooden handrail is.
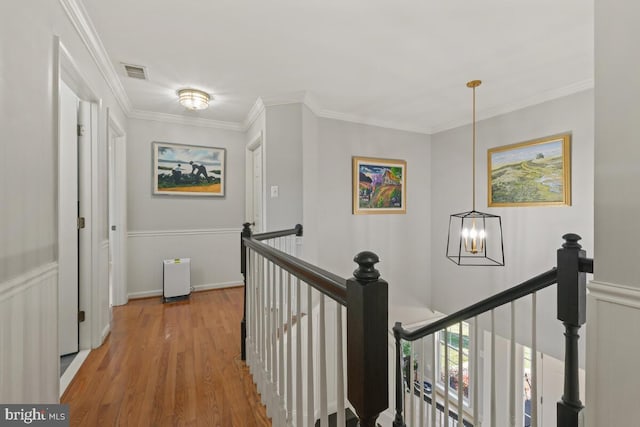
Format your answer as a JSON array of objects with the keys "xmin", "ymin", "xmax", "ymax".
[
  {"xmin": 393, "ymin": 267, "xmax": 558, "ymax": 341},
  {"xmin": 243, "ymin": 235, "xmax": 348, "ymax": 305},
  {"xmin": 252, "ymin": 223, "xmax": 303, "ymax": 241}
]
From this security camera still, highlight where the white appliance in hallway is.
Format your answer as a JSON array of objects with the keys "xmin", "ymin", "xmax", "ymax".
[{"xmin": 163, "ymin": 258, "xmax": 191, "ymax": 302}]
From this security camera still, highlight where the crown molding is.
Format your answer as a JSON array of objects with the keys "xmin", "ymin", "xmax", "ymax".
[
  {"xmin": 58, "ymin": 0, "xmax": 133, "ymax": 114},
  {"xmin": 430, "ymin": 78, "xmax": 595, "ymax": 134},
  {"xmin": 242, "ymin": 97, "xmax": 266, "ymax": 131},
  {"xmin": 129, "ymin": 109, "xmax": 243, "ymax": 131},
  {"xmin": 242, "ymin": 91, "xmax": 431, "ymax": 135},
  {"xmin": 261, "ymin": 91, "xmax": 308, "ymax": 107},
  {"xmin": 315, "ymin": 109, "xmax": 431, "ymax": 135}
]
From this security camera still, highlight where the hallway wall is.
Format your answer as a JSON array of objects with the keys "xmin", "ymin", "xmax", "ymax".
[
  {"xmin": 302, "ymin": 115, "xmax": 432, "ymax": 309},
  {"xmin": 589, "ymin": 0, "xmax": 640, "ymax": 424},
  {"xmin": 0, "ymin": 0, "xmax": 127, "ymax": 403},
  {"xmin": 126, "ymin": 118, "xmax": 245, "ymax": 297},
  {"xmin": 430, "ymin": 89, "xmax": 594, "ymax": 362}
]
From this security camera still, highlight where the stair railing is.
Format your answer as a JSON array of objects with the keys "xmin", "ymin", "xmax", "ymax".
[
  {"xmin": 392, "ymin": 234, "xmax": 593, "ymax": 427},
  {"xmin": 240, "ymin": 223, "xmax": 388, "ymax": 427}
]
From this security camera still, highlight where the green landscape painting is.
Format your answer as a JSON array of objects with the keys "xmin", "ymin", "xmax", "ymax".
[{"xmin": 488, "ymin": 134, "xmax": 571, "ymax": 206}]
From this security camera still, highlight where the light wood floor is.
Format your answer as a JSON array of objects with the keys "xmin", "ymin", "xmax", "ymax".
[{"xmin": 62, "ymin": 287, "xmax": 271, "ymax": 427}]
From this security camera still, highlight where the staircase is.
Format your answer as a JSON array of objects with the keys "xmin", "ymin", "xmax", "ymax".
[{"xmin": 239, "ymin": 224, "xmax": 592, "ymax": 427}]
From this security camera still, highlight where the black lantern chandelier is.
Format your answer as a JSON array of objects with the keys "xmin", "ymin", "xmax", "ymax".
[{"xmin": 446, "ymin": 80, "xmax": 505, "ymax": 266}]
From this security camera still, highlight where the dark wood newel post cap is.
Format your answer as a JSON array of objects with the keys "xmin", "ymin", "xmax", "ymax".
[
  {"xmin": 242, "ymin": 222, "xmax": 252, "ymax": 236},
  {"xmin": 562, "ymin": 233, "xmax": 582, "ymax": 249},
  {"xmin": 353, "ymin": 251, "xmax": 380, "ymax": 282}
]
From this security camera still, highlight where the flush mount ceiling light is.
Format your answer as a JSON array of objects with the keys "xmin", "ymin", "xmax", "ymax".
[
  {"xmin": 178, "ymin": 88, "xmax": 210, "ymax": 110},
  {"xmin": 446, "ymin": 80, "xmax": 505, "ymax": 266}
]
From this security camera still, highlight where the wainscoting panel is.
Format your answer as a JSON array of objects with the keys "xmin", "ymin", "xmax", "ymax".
[
  {"xmin": 0, "ymin": 263, "xmax": 59, "ymax": 403},
  {"xmin": 587, "ymin": 280, "xmax": 640, "ymax": 427},
  {"xmin": 127, "ymin": 228, "xmax": 243, "ymax": 299}
]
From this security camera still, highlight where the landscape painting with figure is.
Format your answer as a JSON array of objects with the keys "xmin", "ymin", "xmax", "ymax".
[
  {"xmin": 353, "ymin": 156, "xmax": 406, "ymax": 214},
  {"xmin": 153, "ymin": 141, "xmax": 225, "ymax": 196},
  {"xmin": 488, "ymin": 134, "xmax": 571, "ymax": 207}
]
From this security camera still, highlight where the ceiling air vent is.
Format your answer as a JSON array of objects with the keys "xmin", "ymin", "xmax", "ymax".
[{"xmin": 122, "ymin": 63, "xmax": 148, "ymax": 80}]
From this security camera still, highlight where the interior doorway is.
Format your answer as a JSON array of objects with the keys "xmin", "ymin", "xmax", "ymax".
[
  {"xmin": 246, "ymin": 134, "xmax": 264, "ymax": 232},
  {"xmin": 58, "ymin": 80, "xmax": 81, "ymax": 358},
  {"xmin": 57, "ymin": 39, "xmax": 102, "ymax": 395},
  {"xmin": 107, "ymin": 110, "xmax": 128, "ymax": 308}
]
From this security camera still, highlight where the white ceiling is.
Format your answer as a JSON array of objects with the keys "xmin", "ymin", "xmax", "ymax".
[{"xmin": 82, "ymin": 0, "xmax": 593, "ymax": 134}]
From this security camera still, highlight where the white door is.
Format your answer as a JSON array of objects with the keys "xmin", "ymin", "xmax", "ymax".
[
  {"xmin": 108, "ymin": 135, "xmax": 116, "ymax": 316},
  {"xmin": 252, "ymin": 146, "xmax": 263, "ymax": 232},
  {"xmin": 58, "ymin": 81, "xmax": 79, "ymax": 356}
]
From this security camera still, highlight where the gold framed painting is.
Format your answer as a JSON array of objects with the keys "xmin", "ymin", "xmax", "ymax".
[
  {"xmin": 488, "ymin": 133, "xmax": 571, "ymax": 207},
  {"xmin": 352, "ymin": 156, "xmax": 406, "ymax": 214}
]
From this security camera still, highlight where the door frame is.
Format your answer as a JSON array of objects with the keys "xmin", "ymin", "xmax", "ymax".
[
  {"xmin": 56, "ymin": 39, "xmax": 103, "ymax": 351},
  {"xmin": 246, "ymin": 131, "xmax": 266, "ymax": 232},
  {"xmin": 107, "ymin": 109, "xmax": 128, "ymax": 307}
]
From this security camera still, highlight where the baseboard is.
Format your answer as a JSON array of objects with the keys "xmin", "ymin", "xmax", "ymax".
[
  {"xmin": 100, "ymin": 322, "xmax": 110, "ymax": 344},
  {"xmin": 128, "ymin": 281, "xmax": 242, "ymax": 300},
  {"xmin": 193, "ymin": 281, "xmax": 242, "ymax": 292},
  {"xmin": 128, "ymin": 289, "xmax": 163, "ymax": 299},
  {"xmin": 60, "ymin": 349, "xmax": 91, "ymax": 398}
]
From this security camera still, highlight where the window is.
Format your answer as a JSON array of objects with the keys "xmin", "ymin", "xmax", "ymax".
[{"xmin": 438, "ymin": 322, "xmax": 470, "ymax": 402}]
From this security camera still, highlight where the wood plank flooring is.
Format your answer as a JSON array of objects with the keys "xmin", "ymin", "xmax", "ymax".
[{"xmin": 62, "ymin": 287, "xmax": 271, "ymax": 427}]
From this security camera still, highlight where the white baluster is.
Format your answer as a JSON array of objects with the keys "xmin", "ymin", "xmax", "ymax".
[
  {"xmin": 319, "ymin": 295, "xmax": 328, "ymax": 426},
  {"xmin": 491, "ymin": 310, "xmax": 496, "ymax": 427},
  {"xmin": 473, "ymin": 318, "xmax": 479, "ymax": 426},
  {"xmin": 257, "ymin": 255, "xmax": 264, "ymax": 394},
  {"xmin": 336, "ymin": 302, "xmax": 345, "ymax": 427},
  {"xmin": 458, "ymin": 322, "xmax": 464, "ymax": 426},
  {"xmin": 296, "ymin": 277, "xmax": 303, "ymax": 427},
  {"xmin": 431, "ymin": 334, "xmax": 436, "ymax": 427},
  {"xmin": 279, "ymin": 267, "xmax": 286, "ymax": 421},
  {"xmin": 271, "ymin": 262, "xmax": 278, "ymax": 417},
  {"xmin": 247, "ymin": 249, "xmax": 253, "ymax": 367},
  {"xmin": 307, "ymin": 285, "xmax": 315, "ymax": 427},
  {"xmin": 531, "ymin": 292, "xmax": 538, "ymax": 427},
  {"xmin": 286, "ymin": 272, "xmax": 293, "ymax": 424},
  {"xmin": 510, "ymin": 302, "xmax": 516, "ymax": 427},
  {"xmin": 409, "ymin": 341, "xmax": 415, "ymax": 425},
  {"xmin": 420, "ymin": 337, "xmax": 426, "ymax": 426},
  {"xmin": 444, "ymin": 328, "xmax": 450, "ymax": 426}
]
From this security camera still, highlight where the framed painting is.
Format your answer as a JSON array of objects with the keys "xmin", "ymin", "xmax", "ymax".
[
  {"xmin": 152, "ymin": 141, "xmax": 226, "ymax": 196},
  {"xmin": 352, "ymin": 156, "xmax": 406, "ymax": 214},
  {"xmin": 488, "ymin": 133, "xmax": 571, "ymax": 207}
]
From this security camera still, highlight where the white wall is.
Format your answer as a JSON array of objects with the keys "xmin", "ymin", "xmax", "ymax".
[
  {"xmin": 588, "ymin": 1, "xmax": 640, "ymax": 425},
  {"xmin": 0, "ymin": 0, "xmax": 127, "ymax": 403},
  {"xmin": 302, "ymin": 117, "xmax": 432, "ymax": 308},
  {"xmin": 430, "ymin": 90, "xmax": 594, "ymax": 362},
  {"xmin": 126, "ymin": 118, "xmax": 245, "ymax": 297},
  {"xmin": 265, "ymin": 104, "xmax": 304, "ymax": 230}
]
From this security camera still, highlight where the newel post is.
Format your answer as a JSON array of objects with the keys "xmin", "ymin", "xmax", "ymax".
[
  {"xmin": 556, "ymin": 233, "xmax": 587, "ymax": 427},
  {"xmin": 240, "ymin": 222, "xmax": 252, "ymax": 361},
  {"xmin": 346, "ymin": 251, "xmax": 389, "ymax": 427}
]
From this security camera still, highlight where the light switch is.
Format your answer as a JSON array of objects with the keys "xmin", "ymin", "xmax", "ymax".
[{"xmin": 271, "ymin": 185, "xmax": 279, "ymax": 198}]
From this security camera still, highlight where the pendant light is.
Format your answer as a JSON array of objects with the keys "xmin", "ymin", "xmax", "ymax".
[{"xmin": 446, "ymin": 80, "xmax": 505, "ymax": 266}]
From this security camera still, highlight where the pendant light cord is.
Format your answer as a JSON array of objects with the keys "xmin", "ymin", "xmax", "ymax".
[{"xmin": 472, "ymin": 84, "xmax": 476, "ymax": 211}]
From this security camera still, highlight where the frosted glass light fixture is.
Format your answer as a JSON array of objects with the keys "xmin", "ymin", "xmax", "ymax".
[
  {"xmin": 446, "ymin": 80, "xmax": 505, "ymax": 266},
  {"xmin": 178, "ymin": 88, "xmax": 210, "ymax": 110}
]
